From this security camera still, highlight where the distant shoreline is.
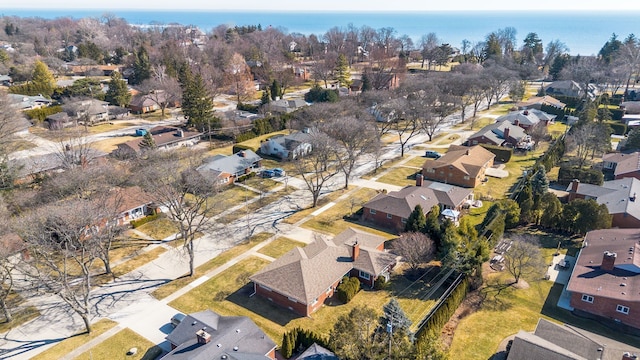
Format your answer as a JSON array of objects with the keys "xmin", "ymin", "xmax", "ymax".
[{"xmin": 4, "ymin": 10, "xmax": 639, "ymax": 55}]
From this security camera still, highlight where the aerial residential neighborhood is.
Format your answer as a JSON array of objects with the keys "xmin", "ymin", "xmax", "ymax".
[{"xmin": 1, "ymin": 9, "xmax": 640, "ymax": 360}]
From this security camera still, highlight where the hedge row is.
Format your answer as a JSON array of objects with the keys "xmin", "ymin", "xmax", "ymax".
[
  {"xmin": 280, "ymin": 327, "xmax": 330, "ymax": 359},
  {"xmin": 236, "ymin": 172, "xmax": 256, "ymax": 182},
  {"xmin": 608, "ymin": 122, "xmax": 627, "ymax": 135},
  {"xmin": 24, "ymin": 105, "xmax": 62, "ymax": 122},
  {"xmin": 598, "ymin": 107, "xmax": 625, "ymax": 121},
  {"xmin": 557, "ymin": 166, "xmax": 604, "ymax": 186},
  {"xmin": 480, "ymin": 144, "xmax": 513, "ymax": 163},
  {"xmin": 131, "ymin": 213, "xmax": 161, "ymax": 228},
  {"xmin": 415, "ymin": 277, "xmax": 468, "ymax": 341},
  {"xmin": 232, "ymin": 144, "xmax": 253, "ymax": 154},
  {"xmin": 336, "ymin": 276, "xmax": 360, "ymax": 304}
]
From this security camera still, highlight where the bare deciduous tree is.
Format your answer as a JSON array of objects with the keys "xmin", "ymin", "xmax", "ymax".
[
  {"xmin": 138, "ymin": 65, "xmax": 182, "ymax": 117},
  {"xmin": 392, "ymin": 232, "xmax": 435, "ymax": 273},
  {"xmin": 503, "ymin": 235, "xmax": 546, "ymax": 285},
  {"xmin": 293, "ymin": 130, "xmax": 339, "ymax": 207}
]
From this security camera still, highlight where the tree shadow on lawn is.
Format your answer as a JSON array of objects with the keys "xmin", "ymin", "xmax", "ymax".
[
  {"xmin": 226, "ymin": 283, "xmax": 301, "ymax": 327},
  {"xmin": 389, "ymin": 267, "xmax": 449, "ymax": 301},
  {"xmin": 541, "ymin": 282, "xmax": 640, "ymax": 347}
]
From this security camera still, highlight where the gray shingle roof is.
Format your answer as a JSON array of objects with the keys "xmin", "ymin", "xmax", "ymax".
[
  {"xmin": 568, "ymin": 178, "xmax": 640, "ymax": 220},
  {"xmin": 495, "ymin": 109, "xmax": 554, "ymax": 127},
  {"xmin": 468, "ymin": 120, "xmax": 527, "ymax": 146},
  {"xmin": 163, "ymin": 310, "xmax": 275, "ymax": 360},
  {"xmin": 197, "ymin": 150, "xmax": 261, "ymax": 176}
]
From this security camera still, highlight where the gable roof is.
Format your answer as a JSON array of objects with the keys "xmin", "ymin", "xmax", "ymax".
[
  {"xmin": 364, "ymin": 183, "xmax": 473, "ymax": 219},
  {"xmin": 495, "ymin": 109, "xmax": 554, "ymax": 127},
  {"xmin": 298, "ymin": 343, "xmax": 340, "ymax": 360},
  {"xmin": 119, "ymin": 127, "xmax": 202, "ymax": 153},
  {"xmin": 516, "ymin": 95, "xmax": 566, "ymax": 109},
  {"xmin": 423, "ymin": 145, "xmax": 494, "ymax": 177},
  {"xmin": 163, "ymin": 310, "xmax": 276, "ymax": 360},
  {"xmin": 197, "ymin": 150, "xmax": 262, "ymax": 176},
  {"xmin": 567, "ymin": 228, "xmax": 640, "ymax": 303},
  {"xmin": 468, "ymin": 120, "xmax": 527, "ymax": 145},
  {"xmin": 568, "ymin": 177, "xmax": 640, "ymax": 220},
  {"xmin": 250, "ymin": 228, "xmax": 395, "ymax": 305},
  {"xmin": 603, "ymin": 151, "xmax": 640, "ymax": 177}
]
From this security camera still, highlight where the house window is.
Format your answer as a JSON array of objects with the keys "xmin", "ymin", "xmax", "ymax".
[
  {"xmin": 359, "ymin": 271, "xmax": 370, "ymax": 280},
  {"xmin": 472, "ymin": 140, "xmax": 478, "ymax": 145},
  {"xmin": 311, "ymin": 298, "xmax": 318, "ymax": 306},
  {"xmin": 427, "ymin": 168, "xmax": 435, "ymax": 173},
  {"xmin": 581, "ymin": 294, "xmax": 594, "ymax": 303},
  {"xmin": 287, "ymin": 297, "xmax": 298, "ymax": 303},
  {"xmin": 616, "ymin": 305, "xmax": 630, "ymax": 314},
  {"xmin": 386, "ymin": 213, "xmax": 393, "ymax": 219},
  {"xmin": 369, "ymin": 209, "xmax": 376, "ymax": 215},
  {"xmin": 401, "ymin": 218, "xmax": 407, "ymax": 223},
  {"xmin": 464, "ymin": 176, "xmax": 470, "ymax": 180}
]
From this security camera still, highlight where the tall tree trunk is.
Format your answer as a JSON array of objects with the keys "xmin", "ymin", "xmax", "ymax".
[
  {"xmin": 0, "ymin": 297, "xmax": 12, "ymax": 323},
  {"xmin": 82, "ymin": 313, "xmax": 92, "ymax": 333}
]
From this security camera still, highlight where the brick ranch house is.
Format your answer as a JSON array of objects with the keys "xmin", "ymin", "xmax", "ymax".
[
  {"xmin": 250, "ymin": 228, "xmax": 397, "ymax": 317},
  {"xmin": 567, "ymin": 228, "xmax": 640, "ymax": 333},
  {"xmin": 422, "ymin": 145, "xmax": 495, "ymax": 188},
  {"xmin": 567, "ymin": 178, "xmax": 640, "ymax": 228},
  {"xmin": 603, "ymin": 151, "xmax": 640, "ymax": 180},
  {"xmin": 196, "ymin": 150, "xmax": 262, "ymax": 186},
  {"xmin": 362, "ymin": 176, "xmax": 474, "ymax": 232},
  {"xmin": 466, "ymin": 119, "xmax": 528, "ymax": 148}
]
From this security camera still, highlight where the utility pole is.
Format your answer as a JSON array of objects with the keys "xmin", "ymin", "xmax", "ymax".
[{"xmin": 387, "ymin": 317, "xmax": 393, "ymax": 359}]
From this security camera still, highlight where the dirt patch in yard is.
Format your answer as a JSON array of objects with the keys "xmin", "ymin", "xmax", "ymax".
[{"xmin": 441, "ymin": 289, "xmax": 484, "ymax": 349}]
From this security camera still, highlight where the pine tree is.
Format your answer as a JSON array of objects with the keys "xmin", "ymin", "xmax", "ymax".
[
  {"xmin": 131, "ymin": 46, "xmax": 151, "ymax": 85},
  {"xmin": 261, "ymin": 89, "xmax": 270, "ymax": 105},
  {"xmin": 139, "ymin": 131, "xmax": 157, "ymax": 152},
  {"xmin": 270, "ymin": 79, "xmax": 281, "ymax": 100},
  {"xmin": 31, "ymin": 60, "xmax": 56, "ymax": 97},
  {"xmin": 180, "ymin": 66, "xmax": 214, "ymax": 131},
  {"xmin": 334, "ymin": 53, "xmax": 352, "ymax": 87},
  {"xmin": 383, "ymin": 298, "xmax": 412, "ymax": 333},
  {"xmin": 361, "ymin": 73, "xmax": 372, "ymax": 92},
  {"xmin": 424, "ymin": 205, "xmax": 442, "ymax": 245},
  {"xmin": 405, "ymin": 204, "xmax": 426, "ymax": 232},
  {"xmin": 105, "ymin": 71, "xmax": 131, "ymax": 106}
]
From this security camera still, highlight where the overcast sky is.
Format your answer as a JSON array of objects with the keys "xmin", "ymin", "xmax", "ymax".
[{"xmin": 5, "ymin": 0, "xmax": 640, "ymax": 11}]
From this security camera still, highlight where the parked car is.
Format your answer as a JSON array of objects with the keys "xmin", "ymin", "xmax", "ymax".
[
  {"xmin": 425, "ymin": 150, "xmax": 442, "ymax": 159},
  {"xmin": 273, "ymin": 168, "xmax": 285, "ymax": 177},
  {"xmin": 171, "ymin": 313, "xmax": 186, "ymax": 327},
  {"xmin": 261, "ymin": 169, "xmax": 275, "ymax": 178}
]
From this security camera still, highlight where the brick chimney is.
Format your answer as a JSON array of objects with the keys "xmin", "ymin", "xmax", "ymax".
[
  {"xmin": 622, "ymin": 352, "xmax": 638, "ymax": 360},
  {"xmin": 351, "ymin": 241, "xmax": 360, "ymax": 261},
  {"xmin": 416, "ymin": 173, "xmax": 424, "ymax": 187},
  {"xmin": 570, "ymin": 179, "xmax": 580, "ymax": 192},
  {"xmin": 602, "ymin": 251, "xmax": 617, "ymax": 271},
  {"xmin": 514, "ymin": 119, "xmax": 520, "ymax": 127},
  {"xmin": 196, "ymin": 329, "xmax": 211, "ymax": 344},
  {"xmin": 503, "ymin": 127, "xmax": 510, "ymax": 141}
]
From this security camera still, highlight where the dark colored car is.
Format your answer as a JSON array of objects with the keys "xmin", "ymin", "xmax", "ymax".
[
  {"xmin": 425, "ymin": 150, "xmax": 442, "ymax": 159},
  {"xmin": 273, "ymin": 168, "xmax": 285, "ymax": 177},
  {"xmin": 261, "ymin": 169, "xmax": 275, "ymax": 178},
  {"xmin": 171, "ymin": 313, "xmax": 186, "ymax": 327}
]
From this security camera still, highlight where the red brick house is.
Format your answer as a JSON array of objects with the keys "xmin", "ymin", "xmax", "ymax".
[
  {"xmin": 362, "ymin": 178, "xmax": 474, "ymax": 232},
  {"xmin": 163, "ymin": 310, "xmax": 276, "ymax": 359},
  {"xmin": 105, "ymin": 187, "xmax": 157, "ymax": 226},
  {"xmin": 567, "ymin": 229, "xmax": 640, "ymax": 332},
  {"xmin": 566, "ymin": 178, "xmax": 640, "ymax": 228},
  {"xmin": 250, "ymin": 228, "xmax": 396, "ymax": 316},
  {"xmin": 603, "ymin": 152, "xmax": 640, "ymax": 180},
  {"xmin": 422, "ymin": 145, "xmax": 495, "ymax": 188}
]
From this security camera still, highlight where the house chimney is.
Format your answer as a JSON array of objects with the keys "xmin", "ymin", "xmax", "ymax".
[
  {"xmin": 503, "ymin": 127, "xmax": 510, "ymax": 140},
  {"xmin": 176, "ymin": 129, "xmax": 184, "ymax": 137},
  {"xmin": 196, "ymin": 329, "xmax": 211, "ymax": 344},
  {"xmin": 602, "ymin": 251, "xmax": 617, "ymax": 271},
  {"xmin": 416, "ymin": 173, "xmax": 424, "ymax": 187},
  {"xmin": 352, "ymin": 241, "xmax": 360, "ymax": 261},
  {"xmin": 570, "ymin": 179, "xmax": 580, "ymax": 192},
  {"xmin": 523, "ymin": 110, "xmax": 529, "ymax": 116},
  {"xmin": 622, "ymin": 352, "xmax": 638, "ymax": 360},
  {"xmin": 632, "ymin": 193, "xmax": 637, "ymax": 202}
]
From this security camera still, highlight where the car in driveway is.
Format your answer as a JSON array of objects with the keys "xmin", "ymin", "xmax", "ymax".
[
  {"xmin": 261, "ymin": 169, "xmax": 275, "ymax": 178},
  {"xmin": 273, "ymin": 168, "xmax": 285, "ymax": 177},
  {"xmin": 170, "ymin": 313, "xmax": 186, "ymax": 328},
  {"xmin": 425, "ymin": 150, "xmax": 442, "ymax": 159}
]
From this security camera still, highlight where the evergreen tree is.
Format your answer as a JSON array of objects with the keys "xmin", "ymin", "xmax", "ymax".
[
  {"xmin": 180, "ymin": 66, "xmax": 214, "ymax": 131},
  {"xmin": 361, "ymin": 73, "xmax": 372, "ymax": 92},
  {"xmin": 530, "ymin": 165, "xmax": 549, "ymax": 200},
  {"xmin": 261, "ymin": 89, "xmax": 270, "ymax": 105},
  {"xmin": 105, "ymin": 71, "xmax": 131, "ymax": 106},
  {"xmin": 139, "ymin": 132, "xmax": 157, "ymax": 152},
  {"xmin": 31, "ymin": 60, "xmax": 56, "ymax": 97},
  {"xmin": 383, "ymin": 298, "xmax": 412, "ymax": 334},
  {"xmin": 424, "ymin": 205, "xmax": 442, "ymax": 246},
  {"xmin": 405, "ymin": 204, "xmax": 426, "ymax": 232},
  {"xmin": 516, "ymin": 182, "xmax": 535, "ymax": 224},
  {"xmin": 334, "ymin": 53, "xmax": 352, "ymax": 87},
  {"xmin": 540, "ymin": 192, "xmax": 562, "ymax": 229},
  {"xmin": 131, "ymin": 46, "xmax": 151, "ymax": 85},
  {"xmin": 270, "ymin": 79, "xmax": 281, "ymax": 100}
]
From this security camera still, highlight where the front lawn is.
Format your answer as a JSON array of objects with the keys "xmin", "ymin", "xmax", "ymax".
[
  {"xmin": 134, "ymin": 216, "xmax": 179, "ymax": 241},
  {"xmin": 0, "ymin": 292, "xmax": 39, "ymax": 333},
  {"xmin": 403, "ymin": 156, "xmax": 428, "ymax": 168},
  {"xmin": 217, "ymin": 187, "xmax": 296, "ymax": 224},
  {"xmin": 257, "ymin": 237, "xmax": 306, "ymax": 258},
  {"xmin": 205, "ymin": 186, "xmax": 259, "ymax": 217},
  {"xmin": 240, "ymin": 177, "xmax": 281, "ymax": 192},
  {"xmin": 31, "ymin": 319, "xmax": 118, "ymax": 360},
  {"xmin": 74, "ymin": 328, "xmax": 162, "ymax": 360},
  {"xmin": 360, "ymin": 157, "xmax": 405, "ymax": 180},
  {"xmin": 237, "ymin": 131, "xmax": 289, "ymax": 152},
  {"xmin": 375, "ymin": 167, "xmax": 419, "ymax": 188},
  {"xmin": 89, "ymin": 136, "xmax": 137, "ymax": 153},
  {"xmin": 282, "ymin": 188, "xmax": 349, "ymax": 225},
  {"xmin": 151, "ymin": 232, "xmax": 272, "ymax": 299}
]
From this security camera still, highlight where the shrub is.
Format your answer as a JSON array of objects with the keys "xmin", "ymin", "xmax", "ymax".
[
  {"xmin": 237, "ymin": 102, "xmax": 259, "ymax": 113},
  {"xmin": 236, "ymin": 172, "xmax": 256, "ymax": 182},
  {"xmin": 480, "ymin": 144, "xmax": 513, "ymax": 163},
  {"xmin": 608, "ymin": 122, "xmax": 627, "ymax": 135},
  {"xmin": 336, "ymin": 276, "xmax": 361, "ymax": 303},
  {"xmin": 235, "ymin": 131, "xmax": 257, "ymax": 143},
  {"xmin": 557, "ymin": 166, "xmax": 604, "ymax": 186},
  {"xmin": 232, "ymin": 144, "xmax": 253, "ymax": 154},
  {"xmin": 130, "ymin": 213, "xmax": 161, "ymax": 228},
  {"xmin": 374, "ymin": 276, "xmax": 388, "ymax": 290},
  {"xmin": 24, "ymin": 105, "xmax": 63, "ymax": 122}
]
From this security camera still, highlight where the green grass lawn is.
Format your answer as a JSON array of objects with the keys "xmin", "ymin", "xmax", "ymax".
[
  {"xmin": 375, "ymin": 167, "xmax": 419, "ymax": 188},
  {"xmin": 134, "ymin": 217, "xmax": 179, "ymax": 241},
  {"xmin": 152, "ymin": 232, "xmax": 272, "ymax": 299},
  {"xmin": 360, "ymin": 157, "xmax": 405, "ymax": 180},
  {"xmin": 403, "ymin": 156, "xmax": 428, "ymax": 168},
  {"xmin": 301, "ymin": 188, "xmax": 395, "ymax": 238},
  {"xmin": 31, "ymin": 319, "xmax": 118, "ymax": 360},
  {"xmin": 257, "ymin": 237, "xmax": 306, "ymax": 258},
  {"xmin": 464, "ymin": 117, "xmax": 495, "ymax": 131},
  {"xmin": 548, "ymin": 122, "xmax": 568, "ymax": 138},
  {"xmin": 74, "ymin": 328, "xmax": 162, "ymax": 360},
  {"xmin": 206, "ymin": 186, "xmax": 259, "ymax": 217},
  {"xmin": 434, "ymin": 134, "xmax": 461, "ymax": 146},
  {"xmin": 464, "ymin": 200, "xmax": 494, "ymax": 229}
]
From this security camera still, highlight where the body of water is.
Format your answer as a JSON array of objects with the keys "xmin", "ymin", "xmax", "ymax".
[{"xmin": 3, "ymin": 9, "xmax": 640, "ymax": 55}]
